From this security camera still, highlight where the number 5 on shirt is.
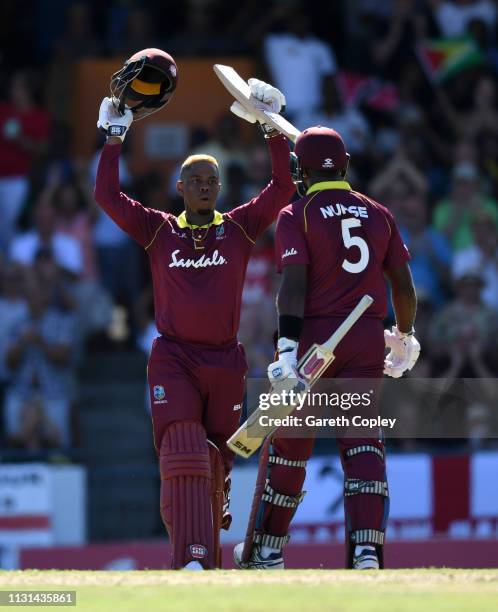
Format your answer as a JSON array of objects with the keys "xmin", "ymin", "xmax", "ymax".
[{"xmin": 341, "ymin": 218, "xmax": 369, "ymax": 273}]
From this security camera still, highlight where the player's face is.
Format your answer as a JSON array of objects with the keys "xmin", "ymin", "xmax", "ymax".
[{"xmin": 177, "ymin": 161, "xmax": 221, "ymax": 215}]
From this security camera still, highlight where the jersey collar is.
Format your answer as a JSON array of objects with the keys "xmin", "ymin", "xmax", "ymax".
[
  {"xmin": 176, "ymin": 210, "xmax": 224, "ymax": 229},
  {"xmin": 306, "ymin": 181, "xmax": 351, "ymax": 195}
]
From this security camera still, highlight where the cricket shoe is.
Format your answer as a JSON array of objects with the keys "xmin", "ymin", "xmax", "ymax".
[
  {"xmin": 353, "ymin": 546, "xmax": 379, "ymax": 570},
  {"xmin": 182, "ymin": 560, "xmax": 204, "ymax": 570},
  {"xmin": 233, "ymin": 542, "xmax": 284, "ymax": 569}
]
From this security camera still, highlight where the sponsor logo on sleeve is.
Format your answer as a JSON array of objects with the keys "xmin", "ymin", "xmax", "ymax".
[
  {"xmin": 233, "ymin": 403, "xmax": 242, "ymax": 411},
  {"xmin": 282, "ymin": 248, "xmax": 298, "ymax": 258},
  {"xmin": 153, "ymin": 385, "xmax": 168, "ymax": 404},
  {"xmin": 168, "ymin": 249, "xmax": 227, "ymax": 268},
  {"xmin": 320, "ymin": 204, "xmax": 368, "ymax": 219}
]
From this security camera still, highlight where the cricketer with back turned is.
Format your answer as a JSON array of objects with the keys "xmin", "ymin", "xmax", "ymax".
[
  {"xmin": 235, "ymin": 126, "xmax": 420, "ymax": 570},
  {"xmin": 94, "ymin": 73, "xmax": 295, "ymax": 569}
]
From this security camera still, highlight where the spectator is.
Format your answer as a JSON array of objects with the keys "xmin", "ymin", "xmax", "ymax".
[
  {"xmin": 89, "ymin": 145, "xmax": 140, "ymax": 316},
  {"xmin": 430, "ymin": 0, "xmax": 496, "ymax": 38},
  {"xmin": 0, "ymin": 264, "xmax": 29, "ymax": 419},
  {"xmin": 53, "ymin": 172, "xmax": 99, "ymax": 281},
  {"xmin": 9, "ymin": 193, "xmax": 83, "ymax": 277},
  {"xmin": 399, "ymin": 192, "xmax": 452, "ymax": 305},
  {"xmin": 433, "ymin": 161, "xmax": 498, "ymax": 250},
  {"xmin": 429, "ymin": 268, "xmax": 498, "ymax": 377},
  {"xmin": 191, "ymin": 113, "xmax": 250, "ymax": 188},
  {"xmin": 0, "ymin": 71, "xmax": 51, "ymax": 252},
  {"xmin": 295, "ymin": 75, "xmax": 371, "ymax": 155},
  {"xmin": 4, "ymin": 270, "xmax": 76, "ymax": 448},
  {"xmin": 371, "ymin": 0, "xmax": 429, "ymax": 80},
  {"xmin": 109, "ymin": 5, "xmax": 163, "ymax": 57},
  {"xmin": 216, "ymin": 162, "xmax": 251, "ymax": 212},
  {"xmin": 452, "ymin": 210, "xmax": 498, "ymax": 310},
  {"xmin": 264, "ymin": 11, "xmax": 337, "ymax": 119},
  {"xmin": 8, "ymin": 394, "xmax": 62, "ymax": 451}
]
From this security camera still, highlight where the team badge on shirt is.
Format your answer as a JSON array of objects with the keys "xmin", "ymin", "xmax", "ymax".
[
  {"xmin": 216, "ymin": 224, "xmax": 225, "ymax": 239},
  {"xmin": 153, "ymin": 385, "xmax": 167, "ymax": 403},
  {"xmin": 190, "ymin": 544, "xmax": 207, "ymax": 559}
]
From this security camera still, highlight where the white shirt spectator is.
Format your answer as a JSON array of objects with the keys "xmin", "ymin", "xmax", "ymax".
[
  {"xmin": 452, "ymin": 245, "xmax": 498, "ymax": 310},
  {"xmin": 295, "ymin": 108, "xmax": 371, "ymax": 154},
  {"xmin": 9, "ymin": 231, "xmax": 83, "ymax": 276},
  {"xmin": 264, "ymin": 33, "xmax": 337, "ymax": 116},
  {"xmin": 434, "ymin": 1, "xmax": 496, "ymax": 38}
]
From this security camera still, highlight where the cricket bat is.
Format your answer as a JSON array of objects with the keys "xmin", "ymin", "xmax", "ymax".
[
  {"xmin": 213, "ymin": 64, "xmax": 301, "ymax": 143},
  {"xmin": 228, "ymin": 295, "xmax": 374, "ymax": 458}
]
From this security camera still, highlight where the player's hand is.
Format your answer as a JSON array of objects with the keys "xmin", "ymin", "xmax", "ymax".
[
  {"xmin": 383, "ymin": 327, "xmax": 421, "ymax": 378},
  {"xmin": 249, "ymin": 78, "xmax": 285, "ymax": 114},
  {"xmin": 97, "ymin": 97, "xmax": 133, "ymax": 142},
  {"xmin": 230, "ymin": 79, "xmax": 285, "ymax": 126},
  {"xmin": 268, "ymin": 338, "xmax": 308, "ymax": 395}
]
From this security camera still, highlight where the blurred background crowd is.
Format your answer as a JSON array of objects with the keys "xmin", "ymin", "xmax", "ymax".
[{"xmin": 0, "ymin": 0, "xmax": 497, "ymax": 461}]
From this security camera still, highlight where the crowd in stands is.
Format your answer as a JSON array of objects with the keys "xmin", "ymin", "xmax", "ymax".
[{"xmin": 0, "ymin": 0, "xmax": 497, "ymax": 453}]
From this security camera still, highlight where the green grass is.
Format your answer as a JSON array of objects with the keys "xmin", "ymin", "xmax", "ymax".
[{"xmin": 0, "ymin": 570, "xmax": 497, "ymax": 611}]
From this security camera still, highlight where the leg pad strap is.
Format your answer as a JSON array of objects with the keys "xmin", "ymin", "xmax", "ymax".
[
  {"xmin": 254, "ymin": 532, "xmax": 290, "ymax": 549},
  {"xmin": 344, "ymin": 478, "xmax": 388, "ymax": 497},
  {"xmin": 268, "ymin": 455, "xmax": 307, "ymax": 468},
  {"xmin": 350, "ymin": 529, "xmax": 385, "ymax": 546},
  {"xmin": 262, "ymin": 480, "xmax": 306, "ymax": 508},
  {"xmin": 345, "ymin": 445, "xmax": 384, "ymax": 461}
]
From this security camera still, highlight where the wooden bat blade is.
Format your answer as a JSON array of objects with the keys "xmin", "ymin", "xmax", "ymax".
[{"xmin": 213, "ymin": 64, "xmax": 301, "ymax": 142}]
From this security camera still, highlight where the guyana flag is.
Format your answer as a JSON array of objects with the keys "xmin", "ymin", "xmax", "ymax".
[{"xmin": 416, "ymin": 36, "xmax": 484, "ymax": 83}]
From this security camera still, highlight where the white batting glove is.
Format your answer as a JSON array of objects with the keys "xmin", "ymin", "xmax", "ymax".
[
  {"xmin": 249, "ymin": 78, "xmax": 286, "ymax": 114},
  {"xmin": 97, "ymin": 97, "xmax": 133, "ymax": 141},
  {"xmin": 383, "ymin": 327, "xmax": 421, "ymax": 378},
  {"xmin": 267, "ymin": 338, "xmax": 308, "ymax": 398},
  {"xmin": 230, "ymin": 78, "xmax": 285, "ymax": 126}
]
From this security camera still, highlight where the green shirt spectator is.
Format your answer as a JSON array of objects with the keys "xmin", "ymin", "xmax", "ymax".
[{"xmin": 433, "ymin": 162, "xmax": 498, "ymax": 251}]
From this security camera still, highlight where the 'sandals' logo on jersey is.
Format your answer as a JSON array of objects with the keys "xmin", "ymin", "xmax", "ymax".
[
  {"xmin": 169, "ymin": 249, "xmax": 227, "ymax": 268},
  {"xmin": 320, "ymin": 204, "xmax": 368, "ymax": 219},
  {"xmin": 282, "ymin": 248, "xmax": 298, "ymax": 258}
]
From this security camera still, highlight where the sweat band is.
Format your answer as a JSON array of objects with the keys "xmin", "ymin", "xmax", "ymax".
[{"xmin": 278, "ymin": 315, "xmax": 303, "ymax": 341}]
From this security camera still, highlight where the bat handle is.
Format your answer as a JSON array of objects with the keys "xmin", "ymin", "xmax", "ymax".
[{"xmin": 327, "ymin": 295, "xmax": 374, "ymax": 348}]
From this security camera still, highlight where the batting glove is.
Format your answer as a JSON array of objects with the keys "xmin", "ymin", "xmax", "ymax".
[
  {"xmin": 383, "ymin": 326, "xmax": 421, "ymax": 378},
  {"xmin": 230, "ymin": 79, "xmax": 286, "ymax": 134},
  {"xmin": 267, "ymin": 338, "xmax": 308, "ymax": 396},
  {"xmin": 97, "ymin": 97, "xmax": 133, "ymax": 142}
]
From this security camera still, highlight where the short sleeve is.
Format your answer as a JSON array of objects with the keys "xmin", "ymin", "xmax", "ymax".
[
  {"xmin": 383, "ymin": 212, "xmax": 411, "ymax": 271},
  {"xmin": 275, "ymin": 206, "xmax": 310, "ymax": 273}
]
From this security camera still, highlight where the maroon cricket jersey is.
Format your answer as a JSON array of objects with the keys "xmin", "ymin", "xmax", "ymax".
[
  {"xmin": 275, "ymin": 181, "xmax": 410, "ymax": 319},
  {"xmin": 95, "ymin": 136, "xmax": 294, "ymax": 346}
]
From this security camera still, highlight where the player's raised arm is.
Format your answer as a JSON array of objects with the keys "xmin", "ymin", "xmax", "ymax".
[
  {"xmin": 94, "ymin": 97, "xmax": 165, "ymax": 248},
  {"xmin": 229, "ymin": 79, "xmax": 295, "ymax": 239},
  {"xmin": 94, "ymin": 49, "xmax": 178, "ymax": 248}
]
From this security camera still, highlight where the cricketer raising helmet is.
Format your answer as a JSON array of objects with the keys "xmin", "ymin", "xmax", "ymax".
[{"xmin": 110, "ymin": 48, "xmax": 178, "ymax": 120}]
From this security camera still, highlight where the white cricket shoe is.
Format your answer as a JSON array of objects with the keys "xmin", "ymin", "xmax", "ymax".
[
  {"xmin": 353, "ymin": 546, "xmax": 379, "ymax": 570},
  {"xmin": 183, "ymin": 560, "xmax": 204, "ymax": 570},
  {"xmin": 233, "ymin": 542, "xmax": 284, "ymax": 569}
]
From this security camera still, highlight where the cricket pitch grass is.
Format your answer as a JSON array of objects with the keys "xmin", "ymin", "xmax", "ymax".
[{"xmin": 0, "ymin": 569, "xmax": 497, "ymax": 611}]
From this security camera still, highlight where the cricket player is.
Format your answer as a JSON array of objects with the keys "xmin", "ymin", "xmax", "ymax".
[
  {"xmin": 94, "ymin": 80, "xmax": 294, "ymax": 570},
  {"xmin": 235, "ymin": 126, "xmax": 420, "ymax": 570}
]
